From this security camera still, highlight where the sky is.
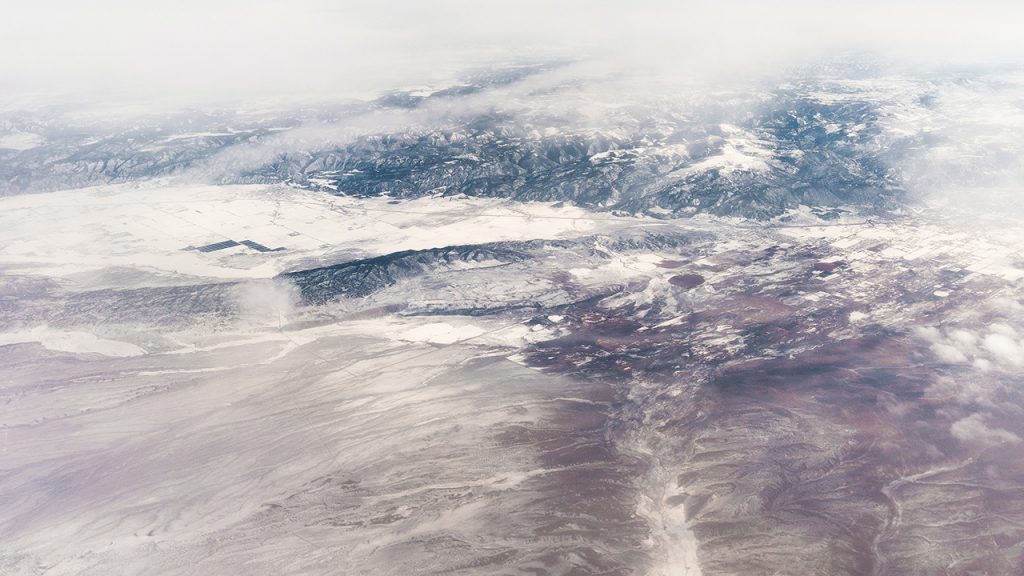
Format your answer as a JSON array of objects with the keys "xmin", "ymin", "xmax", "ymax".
[{"xmin": 3, "ymin": 0, "xmax": 1024, "ymax": 108}]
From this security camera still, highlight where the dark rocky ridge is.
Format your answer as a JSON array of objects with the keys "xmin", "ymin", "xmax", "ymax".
[
  {"xmin": 283, "ymin": 231, "xmax": 706, "ymax": 306},
  {"xmin": 246, "ymin": 92, "xmax": 904, "ymax": 220},
  {"xmin": 0, "ymin": 63, "xmax": 931, "ymax": 220}
]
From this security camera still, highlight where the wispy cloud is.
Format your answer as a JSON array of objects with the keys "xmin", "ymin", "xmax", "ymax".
[{"xmin": 4, "ymin": 1, "xmax": 1024, "ymax": 109}]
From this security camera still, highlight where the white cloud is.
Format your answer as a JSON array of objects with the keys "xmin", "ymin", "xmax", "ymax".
[
  {"xmin": 948, "ymin": 329, "xmax": 979, "ymax": 350},
  {"xmin": 950, "ymin": 413, "xmax": 1021, "ymax": 448},
  {"xmin": 234, "ymin": 279, "xmax": 299, "ymax": 326},
  {"xmin": 982, "ymin": 333, "xmax": 1024, "ymax": 367},
  {"xmin": 3, "ymin": 0, "xmax": 1024, "ymax": 110},
  {"xmin": 931, "ymin": 343, "xmax": 968, "ymax": 364},
  {"xmin": 917, "ymin": 324, "xmax": 1024, "ymax": 370}
]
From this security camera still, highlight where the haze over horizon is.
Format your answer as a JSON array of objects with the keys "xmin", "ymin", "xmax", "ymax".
[{"xmin": 3, "ymin": 0, "xmax": 1024, "ymax": 109}]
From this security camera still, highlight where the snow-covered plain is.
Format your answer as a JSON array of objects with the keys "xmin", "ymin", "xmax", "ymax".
[
  {"xmin": 3, "ymin": 181, "xmax": 1024, "ymax": 575},
  {"xmin": 0, "ymin": 183, "xmax": 616, "ymax": 284}
]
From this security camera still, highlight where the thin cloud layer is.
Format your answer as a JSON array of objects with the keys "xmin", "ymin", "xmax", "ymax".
[{"xmin": 3, "ymin": 0, "xmax": 1024, "ymax": 109}]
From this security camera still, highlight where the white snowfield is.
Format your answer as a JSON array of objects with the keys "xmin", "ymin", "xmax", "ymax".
[
  {"xmin": 0, "ymin": 327, "xmax": 146, "ymax": 357},
  {"xmin": 0, "ymin": 182, "xmax": 615, "ymax": 285},
  {"xmin": 0, "ymin": 130, "xmax": 45, "ymax": 151}
]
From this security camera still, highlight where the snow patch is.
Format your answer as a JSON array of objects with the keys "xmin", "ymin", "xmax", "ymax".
[
  {"xmin": 0, "ymin": 131, "xmax": 44, "ymax": 150},
  {"xmin": 0, "ymin": 327, "xmax": 146, "ymax": 357}
]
